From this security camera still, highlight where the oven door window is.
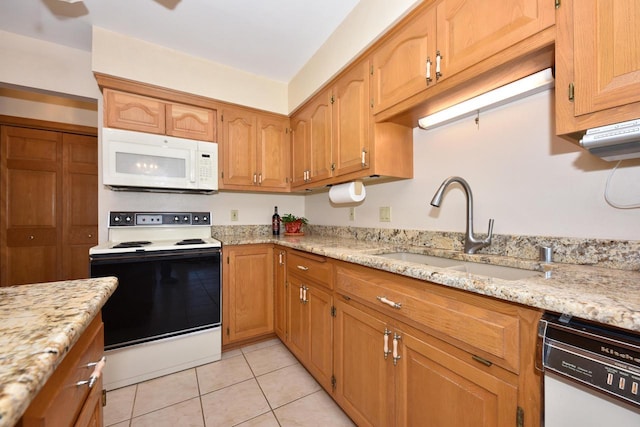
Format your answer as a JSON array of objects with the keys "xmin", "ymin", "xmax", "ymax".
[{"xmin": 91, "ymin": 249, "xmax": 221, "ymax": 350}]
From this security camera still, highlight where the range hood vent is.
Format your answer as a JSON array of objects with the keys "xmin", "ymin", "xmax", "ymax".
[{"xmin": 580, "ymin": 119, "xmax": 640, "ymax": 161}]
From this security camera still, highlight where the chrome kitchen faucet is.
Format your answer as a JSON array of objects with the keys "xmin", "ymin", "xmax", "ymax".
[{"xmin": 430, "ymin": 176, "xmax": 494, "ymax": 254}]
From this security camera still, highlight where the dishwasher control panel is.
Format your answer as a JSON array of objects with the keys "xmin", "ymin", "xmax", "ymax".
[{"xmin": 540, "ymin": 313, "xmax": 640, "ymax": 408}]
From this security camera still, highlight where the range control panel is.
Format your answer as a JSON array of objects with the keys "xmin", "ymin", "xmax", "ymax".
[{"xmin": 109, "ymin": 212, "xmax": 211, "ymax": 227}]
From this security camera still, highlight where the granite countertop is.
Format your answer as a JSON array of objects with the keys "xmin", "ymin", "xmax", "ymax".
[
  {"xmin": 0, "ymin": 277, "xmax": 118, "ymax": 427},
  {"xmin": 217, "ymin": 234, "xmax": 640, "ymax": 333}
]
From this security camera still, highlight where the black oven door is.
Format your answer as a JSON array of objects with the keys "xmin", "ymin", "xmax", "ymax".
[{"xmin": 90, "ymin": 248, "xmax": 221, "ymax": 350}]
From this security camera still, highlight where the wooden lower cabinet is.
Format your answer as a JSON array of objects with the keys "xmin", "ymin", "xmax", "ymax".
[
  {"xmin": 395, "ymin": 325, "xmax": 517, "ymax": 427},
  {"xmin": 222, "ymin": 244, "xmax": 274, "ymax": 346},
  {"xmin": 287, "ymin": 272, "xmax": 333, "ymax": 391},
  {"xmin": 334, "ymin": 298, "xmax": 519, "ymax": 427},
  {"xmin": 274, "ymin": 248, "xmax": 287, "ymax": 341},
  {"xmin": 270, "ymin": 248, "xmax": 541, "ymax": 426},
  {"xmin": 333, "ymin": 299, "xmax": 393, "ymax": 426},
  {"xmin": 19, "ymin": 314, "xmax": 105, "ymax": 427}
]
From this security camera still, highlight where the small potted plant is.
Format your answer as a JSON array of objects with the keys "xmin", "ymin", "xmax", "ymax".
[{"xmin": 281, "ymin": 214, "xmax": 308, "ymax": 235}]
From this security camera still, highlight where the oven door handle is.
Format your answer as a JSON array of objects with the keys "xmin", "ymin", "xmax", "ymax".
[{"xmin": 90, "ymin": 247, "xmax": 221, "ymax": 263}]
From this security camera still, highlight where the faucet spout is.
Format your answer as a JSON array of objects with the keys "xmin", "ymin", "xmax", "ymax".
[{"xmin": 430, "ymin": 176, "xmax": 494, "ymax": 254}]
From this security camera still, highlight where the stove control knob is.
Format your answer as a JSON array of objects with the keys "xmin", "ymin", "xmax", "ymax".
[
  {"xmin": 174, "ymin": 216, "xmax": 180, "ymax": 222},
  {"xmin": 124, "ymin": 216, "xmax": 132, "ymax": 224},
  {"xmin": 203, "ymin": 216, "xmax": 208, "ymax": 222},
  {"xmin": 113, "ymin": 216, "xmax": 121, "ymax": 223},
  {"xmin": 194, "ymin": 216, "xmax": 199, "ymax": 222},
  {"xmin": 183, "ymin": 216, "xmax": 189, "ymax": 223}
]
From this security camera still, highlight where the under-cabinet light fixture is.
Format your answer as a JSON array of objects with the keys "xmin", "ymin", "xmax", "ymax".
[{"xmin": 418, "ymin": 68, "xmax": 554, "ymax": 130}]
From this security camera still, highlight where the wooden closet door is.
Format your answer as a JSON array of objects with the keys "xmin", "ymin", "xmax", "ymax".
[
  {"xmin": 1, "ymin": 126, "xmax": 62, "ymax": 286},
  {"xmin": 62, "ymin": 133, "xmax": 98, "ymax": 280}
]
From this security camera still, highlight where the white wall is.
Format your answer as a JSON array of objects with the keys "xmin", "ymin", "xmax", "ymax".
[
  {"xmin": 0, "ymin": 30, "xmax": 99, "ymax": 100},
  {"xmin": 288, "ymin": 0, "xmax": 421, "ymax": 111},
  {"xmin": 305, "ymin": 90, "xmax": 640, "ymax": 240},
  {"xmin": 92, "ymin": 27, "xmax": 288, "ymax": 114}
]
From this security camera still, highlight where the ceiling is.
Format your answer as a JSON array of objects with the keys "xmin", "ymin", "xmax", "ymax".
[{"xmin": 0, "ymin": 0, "xmax": 360, "ymax": 83}]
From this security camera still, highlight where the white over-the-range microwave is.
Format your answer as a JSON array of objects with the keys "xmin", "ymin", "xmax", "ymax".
[{"xmin": 102, "ymin": 127, "xmax": 218, "ymax": 194}]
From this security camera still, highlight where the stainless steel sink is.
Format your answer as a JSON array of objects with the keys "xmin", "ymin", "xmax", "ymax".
[{"xmin": 377, "ymin": 252, "xmax": 540, "ymax": 281}]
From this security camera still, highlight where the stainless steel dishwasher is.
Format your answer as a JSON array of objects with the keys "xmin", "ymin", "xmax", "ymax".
[{"xmin": 540, "ymin": 313, "xmax": 640, "ymax": 426}]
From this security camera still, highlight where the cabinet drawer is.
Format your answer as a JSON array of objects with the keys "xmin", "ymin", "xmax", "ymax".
[
  {"xmin": 21, "ymin": 315, "xmax": 104, "ymax": 427},
  {"xmin": 287, "ymin": 250, "xmax": 332, "ymax": 289},
  {"xmin": 335, "ymin": 263, "xmax": 520, "ymax": 373}
]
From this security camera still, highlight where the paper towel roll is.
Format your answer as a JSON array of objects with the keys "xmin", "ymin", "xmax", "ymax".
[{"xmin": 329, "ymin": 181, "xmax": 366, "ymax": 204}]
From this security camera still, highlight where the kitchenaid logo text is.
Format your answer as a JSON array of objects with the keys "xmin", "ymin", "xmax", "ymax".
[{"xmin": 601, "ymin": 346, "xmax": 640, "ymax": 364}]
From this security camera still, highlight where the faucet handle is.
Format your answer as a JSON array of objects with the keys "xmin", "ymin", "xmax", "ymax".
[{"xmin": 486, "ymin": 218, "xmax": 495, "ymax": 242}]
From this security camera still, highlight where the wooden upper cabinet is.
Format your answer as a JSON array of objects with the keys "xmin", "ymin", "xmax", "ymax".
[
  {"xmin": 332, "ymin": 59, "xmax": 371, "ymax": 177},
  {"xmin": 556, "ymin": 0, "xmax": 640, "ymax": 136},
  {"xmin": 372, "ymin": 6, "xmax": 437, "ymax": 114},
  {"xmin": 104, "ymin": 88, "xmax": 216, "ymax": 141},
  {"xmin": 104, "ymin": 89, "xmax": 166, "ymax": 134},
  {"xmin": 166, "ymin": 103, "xmax": 216, "ymax": 141},
  {"xmin": 257, "ymin": 115, "xmax": 290, "ymax": 190},
  {"xmin": 371, "ymin": 0, "xmax": 554, "ymax": 120},
  {"xmin": 221, "ymin": 106, "xmax": 257, "ymax": 187},
  {"xmin": 290, "ymin": 109, "xmax": 309, "ymax": 187},
  {"xmin": 437, "ymin": 0, "xmax": 555, "ymax": 81},
  {"xmin": 220, "ymin": 107, "xmax": 290, "ymax": 191},
  {"xmin": 291, "ymin": 89, "xmax": 333, "ymax": 189}
]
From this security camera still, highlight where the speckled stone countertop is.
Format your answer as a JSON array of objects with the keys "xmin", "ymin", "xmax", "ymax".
[
  {"xmin": 215, "ymin": 233, "xmax": 640, "ymax": 334},
  {"xmin": 0, "ymin": 277, "xmax": 118, "ymax": 427}
]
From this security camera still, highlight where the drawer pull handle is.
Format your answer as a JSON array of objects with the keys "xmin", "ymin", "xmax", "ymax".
[
  {"xmin": 299, "ymin": 286, "xmax": 304, "ymax": 302},
  {"xmin": 472, "ymin": 355, "xmax": 493, "ymax": 367},
  {"xmin": 77, "ymin": 356, "xmax": 106, "ymax": 388},
  {"xmin": 377, "ymin": 296, "xmax": 402, "ymax": 309},
  {"xmin": 302, "ymin": 286, "xmax": 308, "ymax": 304},
  {"xmin": 297, "ymin": 265, "xmax": 309, "ymax": 271},
  {"xmin": 393, "ymin": 333, "xmax": 402, "ymax": 366},
  {"xmin": 383, "ymin": 329, "xmax": 392, "ymax": 359}
]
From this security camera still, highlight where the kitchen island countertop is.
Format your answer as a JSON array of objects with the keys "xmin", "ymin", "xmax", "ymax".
[
  {"xmin": 0, "ymin": 277, "xmax": 118, "ymax": 427},
  {"xmin": 217, "ymin": 234, "xmax": 640, "ymax": 333}
]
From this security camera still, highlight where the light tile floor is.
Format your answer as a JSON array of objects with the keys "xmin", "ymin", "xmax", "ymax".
[{"xmin": 103, "ymin": 338, "xmax": 355, "ymax": 426}]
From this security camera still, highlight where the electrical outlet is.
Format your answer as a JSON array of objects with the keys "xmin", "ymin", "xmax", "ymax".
[
  {"xmin": 379, "ymin": 206, "xmax": 391, "ymax": 222},
  {"xmin": 230, "ymin": 210, "xmax": 239, "ymax": 221},
  {"xmin": 349, "ymin": 207, "xmax": 356, "ymax": 221}
]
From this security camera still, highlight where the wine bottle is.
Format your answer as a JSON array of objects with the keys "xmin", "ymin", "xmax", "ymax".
[{"xmin": 272, "ymin": 206, "xmax": 280, "ymax": 235}]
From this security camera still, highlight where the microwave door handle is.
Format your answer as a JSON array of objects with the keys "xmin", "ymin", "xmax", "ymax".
[{"xmin": 190, "ymin": 151, "xmax": 196, "ymax": 183}]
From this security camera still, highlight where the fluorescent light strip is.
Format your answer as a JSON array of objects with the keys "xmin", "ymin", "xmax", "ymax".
[{"xmin": 418, "ymin": 68, "xmax": 555, "ymax": 130}]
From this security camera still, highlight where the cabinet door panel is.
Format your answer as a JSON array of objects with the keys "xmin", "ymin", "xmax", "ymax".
[
  {"xmin": 437, "ymin": 0, "xmax": 554, "ymax": 79},
  {"xmin": 274, "ymin": 249, "xmax": 287, "ymax": 341},
  {"xmin": 62, "ymin": 133, "xmax": 97, "ymax": 280},
  {"xmin": 1, "ymin": 127, "xmax": 61, "ymax": 286},
  {"xmin": 221, "ymin": 108, "xmax": 257, "ymax": 187},
  {"xmin": 166, "ymin": 103, "xmax": 216, "ymax": 141},
  {"xmin": 257, "ymin": 115, "xmax": 290, "ymax": 190},
  {"xmin": 332, "ymin": 61, "xmax": 370, "ymax": 177},
  {"xmin": 372, "ymin": 7, "xmax": 437, "ymax": 113},
  {"xmin": 290, "ymin": 114, "xmax": 309, "ymax": 187},
  {"xmin": 287, "ymin": 277, "xmax": 307, "ymax": 360},
  {"xmin": 396, "ymin": 330, "xmax": 517, "ymax": 427},
  {"xmin": 104, "ymin": 89, "xmax": 165, "ymax": 134},
  {"xmin": 224, "ymin": 245, "xmax": 274, "ymax": 344},
  {"xmin": 334, "ymin": 300, "xmax": 393, "ymax": 426},
  {"xmin": 573, "ymin": 0, "xmax": 640, "ymax": 115},
  {"xmin": 307, "ymin": 286, "xmax": 333, "ymax": 390},
  {"xmin": 309, "ymin": 94, "xmax": 333, "ymax": 182}
]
